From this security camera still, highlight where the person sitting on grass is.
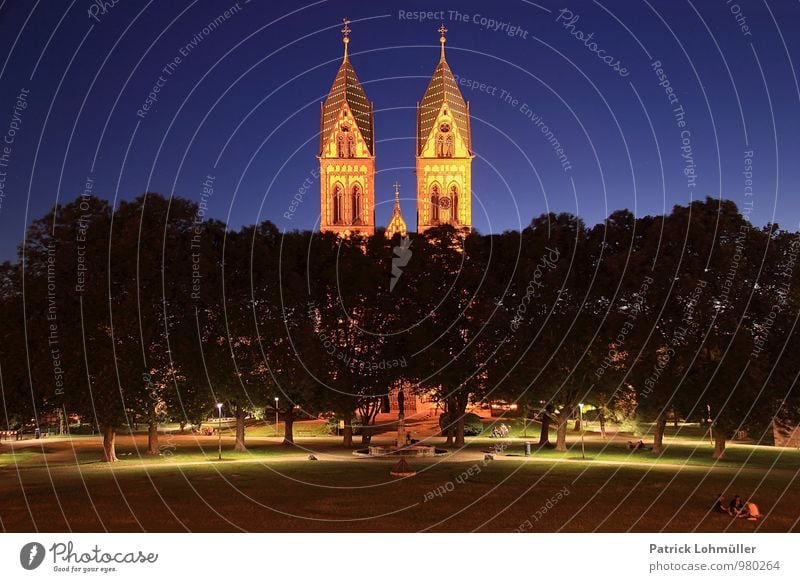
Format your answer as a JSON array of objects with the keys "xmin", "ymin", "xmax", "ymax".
[
  {"xmin": 728, "ymin": 495, "xmax": 746, "ymax": 517},
  {"xmin": 627, "ymin": 440, "xmax": 649, "ymax": 451},
  {"xmin": 713, "ymin": 493, "xmax": 728, "ymax": 513},
  {"xmin": 745, "ymin": 499, "xmax": 762, "ymax": 521}
]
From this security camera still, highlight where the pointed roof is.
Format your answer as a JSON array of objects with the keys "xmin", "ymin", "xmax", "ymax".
[
  {"xmin": 321, "ymin": 20, "xmax": 374, "ymax": 155},
  {"xmin": 417, "ymin": 26, "xmax": 470, "ymax": 155},
  {"xmin": 385, "ymin": 182, "xmax": 408, "ymax": 238}
]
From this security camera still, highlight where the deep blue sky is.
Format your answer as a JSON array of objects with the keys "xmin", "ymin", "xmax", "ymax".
[{"xmin": 0, "ymin": 0, "xmax": 798, "ymax": 261}]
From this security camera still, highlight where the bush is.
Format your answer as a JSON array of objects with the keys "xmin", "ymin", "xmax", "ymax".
[
  {"xmin": 324, "ymin": 417, "xmax": 364, "ymax": 436},
  {"xmin": 439, "ymin": 412, "xmax": 484, "ymax": 437}
]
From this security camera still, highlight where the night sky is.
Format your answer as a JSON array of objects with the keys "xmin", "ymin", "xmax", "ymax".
[{"xmin": 0, "ymin": 0, "xmax": 798, "ymax": 261}]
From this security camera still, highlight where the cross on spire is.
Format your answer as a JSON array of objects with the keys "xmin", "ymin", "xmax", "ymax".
[
  {"xmin": 438, "ymin": 24, "xmax": 448, "ymax": 60},
  {"xmin": 342, "ymin": 18, "xmax": 351, "ymax": 60}
]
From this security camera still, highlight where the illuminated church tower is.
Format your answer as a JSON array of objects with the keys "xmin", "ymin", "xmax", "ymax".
[
  {"xmin": 319, "ymin": 19, "xmax": 375, "ymax": 235},
  {"xmin": 385, "ymin": 182, "xmax": 408, "ymax": 238},
  {"xmin": 416, "ymin": 25, "xmax": 473, "ymax": 233}
]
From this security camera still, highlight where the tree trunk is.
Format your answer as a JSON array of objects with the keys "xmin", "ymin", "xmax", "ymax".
[
  {"xmin": 555, "ymin": 407, "xmax": 571, "ymax": 452},
  {"xmin": 539, "ymin": 413, "xmax": 551, "ymax": 446},
  {"xmin": 342, "ymin": 411, "xmax": 353, "ymax": 447},
  {"xmin": 282, "ymin": 412, "xmax": 295, "ymax": 445},
  {"xmin": 102, "ymin": 425, "xmax": 118, "ymax": 462},
  {"xmin": 652, "ymin": 415, "xmax": 667, "ymax": 455},
  {"xmin": 442, "ymin": 403, "xmax": 453, "ymax": 444},
  {"xmin": 179, "ymin": 421, "xmax": 186, "ymax": 434},
  {"xmin": 234, "ymin": 405, "xmax": 247, "ymax": 452},
  {"xmin": 147, "ymin": 406, "xmax": 159, "ymax": 455},
  {"xmin": 712, "ymin": 429, "xmax": 726, "ymax": 460},
  {"xmin": 455, "ymin": 413, "xmax": 466, "ymax": 446}
]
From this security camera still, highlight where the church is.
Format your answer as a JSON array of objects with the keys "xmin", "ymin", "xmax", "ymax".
[{"xmin": 318, "ymin": 20, "xmax": 474, "ymax": 238}]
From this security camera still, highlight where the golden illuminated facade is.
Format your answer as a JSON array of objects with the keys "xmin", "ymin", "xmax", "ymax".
[
  {"xmin": 385, "ymin": 182, "xmax": 408, "ymax": 238},
  {"xmin": 416, "ymin": 25, "xmax": 473, "ymax": 233},
  {"xmin": 319, "ymin": 19, "xmax": 375, "ymax": 235},
  {"xmin": 319, "ymin": 23, "xmax": 473, "ymax": 235}
]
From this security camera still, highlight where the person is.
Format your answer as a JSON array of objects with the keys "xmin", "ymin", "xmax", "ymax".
[
  {"xmin": 745, "ymin": 500, "xmax": 762, "ymax": 521},
  {"xmin": 728, "ymin": 495, "xmax": 745, "ymax": 517},
  {"xmin": 713, "ymin": 493, "xmax": 728, "ymax": 513},
  {"xmin": 499, "ymin": 423, "xmax": 509, "ymax": 437}
]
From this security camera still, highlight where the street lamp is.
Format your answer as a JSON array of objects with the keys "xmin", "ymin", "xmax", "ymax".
[
  {"xmin": 274, "ymin": 397, "xmax": 279, "ymax": 437},
  {"xmin": 216, "ymin": 402, "xmax": 223, "ymax": 461},
  {"xmin": 578, "ymin": 403, "xmax": 585, "ymax": 460}
]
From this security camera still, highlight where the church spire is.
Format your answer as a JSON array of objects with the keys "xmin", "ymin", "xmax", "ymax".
[
  {"xmin": 385, "ymin": 181, "xmax": 408, "ymax": 238},
  {"xmin": 319, "ymin": 18, "xmax": 374, "ymax": 155},
  {"xmin": 438, "ymin": 23, "xmax": 447, "ymax": 61},
  {"xmin": 342, "ymin": 17, "xmax": 351, "ymax": 61},
  {"xmin": 319, "ymin": 18, "xmax": 376, "ymax": 236}
]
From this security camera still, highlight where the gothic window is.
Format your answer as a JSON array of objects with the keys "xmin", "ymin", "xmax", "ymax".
[
  {"xmin": 430, "ymin": 184, "xmax": 440, "ymax": 223},
  {"xmin": 450, "ymin": 184, "xmax": 459, "ymax": 224},
  {"xmin": 437, "ymin": 122, "xmax": 453, "ymax": 158},
  {"xmin": 332, "ymin": 183, "xmax": 344, "ymax": 225},
  {"xmin": 351, "ymin": 184, "xmax": 362, "ymax": 224},
  {"xmin": 338, "ymin": 123, "xmax": 353, "ymax": 158}
]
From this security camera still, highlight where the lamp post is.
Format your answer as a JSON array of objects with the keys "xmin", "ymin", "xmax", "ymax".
[
  {"xmin": 216, "ymin": 402, "xmax": 223, "ymax": 461},
  {"xmin": 578, "ymin": 403, "xmax": 585, "ymax": 460},
  {"xmin": 274, "ymin": 397, "xmax": 279, "ymax": 437}
]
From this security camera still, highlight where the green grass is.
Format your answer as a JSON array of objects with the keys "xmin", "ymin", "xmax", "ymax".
[
  {"xmin": 2, "ymin": 454, "xmax": 798, "ymax": 532},
  {"xmin": 3, "ymin": 427, "xmax": 798, "ymax": 532},
  {"xmin": 0, "ymin": 449, "xmax": 40, "ymax": 467},
  {"xmin": 79, "ymin": 444, "xmax": 306, "ymax": 465},
  {"xmin": 484, "ymin": 438, "xmax": 800, "ymax": 470}
]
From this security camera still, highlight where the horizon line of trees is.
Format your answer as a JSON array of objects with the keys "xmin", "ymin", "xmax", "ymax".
[{"xmin": 1, "ymin": 191, "xmax": 799, "ymax": 462}]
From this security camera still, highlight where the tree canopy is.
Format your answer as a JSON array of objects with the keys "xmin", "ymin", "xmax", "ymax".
[{"xmin": 2, "ymin": 193, "xmax": 799, "ymax": 461}]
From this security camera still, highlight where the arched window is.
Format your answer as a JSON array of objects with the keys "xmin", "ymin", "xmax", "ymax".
[
  {"xmin": 450, "ymin": 184, "xmax": 459, "ymax": 224},
  {"xmin": 336, "ymin": 135, "xmax": 345, "ymax": 158},
  {"xmin": 332, "ymin": 184, "xmax": 344, "ymax": 225},
  {"xmin": 351, "ymin": 184, "xmax": 362, "ymax": 224},
  {"xmin": 347, "ymin": 134, "xmax": 356, "ymax": 158},
  {"xmin": 437, "ymin": 123, "xmax": 453, "ymax": 158},
  {"xmin": 430, "ymin": 184, "xmax": 440, "ymax": 223}
]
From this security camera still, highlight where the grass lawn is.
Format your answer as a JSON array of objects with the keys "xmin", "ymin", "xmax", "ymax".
[
  {"xmin": 2, "ymin": 430, "xmax": 798, "ymax": 533},
  {"xmin": 0, "ymin": 449, "xmax": 39, "ymax": 468}
]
